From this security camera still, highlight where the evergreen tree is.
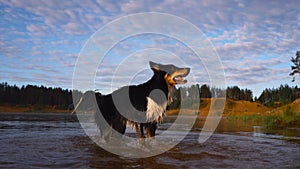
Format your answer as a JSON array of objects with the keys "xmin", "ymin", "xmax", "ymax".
[
  {"xmin": 200, "ymin": 84, "xmax": 211, "ymax": 98},
  {"xmin": 290, "ymin": 51, "xmax": 300, "ymax": 82}
]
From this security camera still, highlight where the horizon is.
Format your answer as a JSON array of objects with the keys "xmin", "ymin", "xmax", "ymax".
[
  {"xmin": 1, "ymin": 0, "xmax": 299, "ymax": 97},
  {"xmin": 1, "ymin": 81, "xmax": 298, "ymax": 99}
]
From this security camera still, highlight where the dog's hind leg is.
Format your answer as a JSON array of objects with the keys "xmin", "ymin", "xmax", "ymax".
[{"xmin": 109, "ymin": 116, "xmax": 127, "ymax": 141}]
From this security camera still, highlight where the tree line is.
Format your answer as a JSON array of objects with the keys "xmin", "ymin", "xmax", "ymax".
[
  {"xmin": 0, "ymin": 82, "xmax": 299, "ymax": 110},
  {"xmin": 169, "ymin": 84, "xmax": 299, "ymax": 109},
  {"xmin": 172, "ymin": 84, "xmax": 253, "ymax": 101},
  {"xmin": 0, "ymin": 82, "xmax": 73, "ymax": 109},
  {"xmin": 257, "ymin": 84, "xmax": 300, "ymax": 107}
]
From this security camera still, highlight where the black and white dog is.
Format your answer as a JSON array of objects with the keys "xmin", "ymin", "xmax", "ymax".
[{"xmin": 73, "ymin": 61, "xmax": 190, "ymax": 140}]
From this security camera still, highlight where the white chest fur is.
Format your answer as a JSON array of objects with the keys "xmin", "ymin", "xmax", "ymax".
[{"xmin": 146, "ymin": 97, "xmax": 167, "ymax": 123}]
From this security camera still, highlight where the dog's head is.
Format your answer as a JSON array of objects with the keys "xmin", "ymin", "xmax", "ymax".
[{"xmin": 149, "ymin": 61, "xmax": 190, "ymax": 86}]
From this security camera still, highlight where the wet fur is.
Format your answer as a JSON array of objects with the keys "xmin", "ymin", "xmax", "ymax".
[{"xmin": 75, "ymin": 61, "xmax": 189, "ymax": 140}]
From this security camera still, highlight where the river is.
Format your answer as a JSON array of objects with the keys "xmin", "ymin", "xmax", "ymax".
[{"xmin": 0, "ymin": 113, "xmax": 299, "ymax": 168}]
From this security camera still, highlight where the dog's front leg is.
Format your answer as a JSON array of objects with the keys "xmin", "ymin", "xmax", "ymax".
[
  {"xmin": 134, "ymin": 122, "xmax": 145, "ymax": 138},
  {"xmin": 145, "ymin": 122, "xmax": 157, "ymax": 138}
]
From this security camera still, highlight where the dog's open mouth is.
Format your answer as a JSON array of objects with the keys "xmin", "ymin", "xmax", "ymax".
[
  {"xmin": 174, "ymin": 75, "xmax": 187, "ymax": 84},
  {"xmin": 173, "ymin": 68, "xmax": 190, "ymax": 84},
  {"xmin": 167, "ymin": 67, "xmax": 190, "ymax": 85}
]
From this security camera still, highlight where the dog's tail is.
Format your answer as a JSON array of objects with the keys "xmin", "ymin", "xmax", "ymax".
[{"xmin": 71, "ymin": 97, "xmax": 83, "ymax": 114}]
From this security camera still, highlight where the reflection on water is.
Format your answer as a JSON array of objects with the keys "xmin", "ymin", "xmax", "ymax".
[{"xmin": 0, "ymin": 113, "xmax": 299, "ymax": 168}]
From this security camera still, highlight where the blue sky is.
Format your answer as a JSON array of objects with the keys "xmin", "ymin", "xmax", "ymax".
[{"xmin": 1, "ymin": 0, "xmax": 299, "ymax": 97}]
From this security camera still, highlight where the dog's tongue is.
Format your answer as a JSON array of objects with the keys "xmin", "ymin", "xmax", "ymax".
[
  {"xmin": 175, "ymin": 76, "xmax": 185, "ymax": 81},
  {"xmin": 177, "ymin": 76, "xmax": 184, "ymax": 81}
]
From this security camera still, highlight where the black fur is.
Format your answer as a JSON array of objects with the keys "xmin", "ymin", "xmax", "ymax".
[{"xmin": 76, "ymin": 61, "xmax": 190, "ymax": 140}]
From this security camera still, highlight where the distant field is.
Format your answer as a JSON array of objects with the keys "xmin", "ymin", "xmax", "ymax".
[{"xmin": 166, "ymin": 98, "xmax": 300, "ymax": 117}]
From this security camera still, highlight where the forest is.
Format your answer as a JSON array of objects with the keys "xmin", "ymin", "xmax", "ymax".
[
  {"xmin": 169, "ymin": 84, "xmax": 300, "ymax": 109},
  {"xmin": 0, "ymin": 82, "xmax": 73, "ymax": 110},
  {"xmin": 0, "ymin": 82, "xmax": 299, "ymax": 110}
]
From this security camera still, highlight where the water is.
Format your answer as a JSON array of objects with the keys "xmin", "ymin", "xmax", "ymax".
[{"xmin": 0, "ymin": 113, "xmax": 299, "ymax": 168}]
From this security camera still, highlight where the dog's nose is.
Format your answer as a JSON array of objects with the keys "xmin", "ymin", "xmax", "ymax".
[{"xmin": 185, "ymin": 68, "xmax": 190, "ymax": 74}]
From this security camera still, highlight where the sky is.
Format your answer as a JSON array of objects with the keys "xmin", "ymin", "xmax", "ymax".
[{"xmin": 1, "ymin": 0, "xmax": 299, "ymax": 97}]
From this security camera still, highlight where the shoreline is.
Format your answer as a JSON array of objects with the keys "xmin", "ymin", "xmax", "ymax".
[
  {"xmin": 0, "ymin": 105, "xmax": 72, "ymax": 113},
  {"xmin": 1, "ymin": 98, "xmax": 299, "ymax": 116}
]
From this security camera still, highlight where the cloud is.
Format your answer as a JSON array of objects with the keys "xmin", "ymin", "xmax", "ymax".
[
  {"xmin": 224, "ymin": 59, "xmax": 291, "ymax": 86},
  {"xmin": 26, "ymin": 24, "xmax": 50, "ymax": 36},
  {"xmin": 0, "ymin": 0, "xmax": 299, "ymax": 92},
  {"xmin": 1, "ymin": 0, "xmax": 97, "ymax": 35},
  {"xmin": 63, "ymin": 22, "xmax": 88, "ymax": 35}
]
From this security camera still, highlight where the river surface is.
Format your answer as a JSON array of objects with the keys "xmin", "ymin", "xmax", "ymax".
[{"xmin": 0, "ymin": 113, "xmax": 299, "ymax": 168}]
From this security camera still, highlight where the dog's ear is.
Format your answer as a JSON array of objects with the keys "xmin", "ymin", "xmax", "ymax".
[{"xmin": 149, "ymin": 61, "xmax": 160, "ymax": 72}]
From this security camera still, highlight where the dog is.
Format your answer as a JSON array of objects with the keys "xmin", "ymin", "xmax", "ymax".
[{"xmin": 73, "ymin": 61, "xmax": 190, "ymax": 140}]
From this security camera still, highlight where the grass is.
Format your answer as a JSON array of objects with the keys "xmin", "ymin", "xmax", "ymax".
[
  {"xmin": 227, "ymin": 106, "xmax": 300, "ymax": 129},
  {"xmin": 279, "ymin": 106, "xmax": 300, "ymax": 126},
  {"xmin": 263, "ymin": 105, "xmax": 300, "ymax": 129},
  {"xmin": 263, "ymin": 115, "xmax": 282, "ymax": 129},
  {"xmin": 227, "ymin": 114, "xmax": 261, "ymax": 123}
]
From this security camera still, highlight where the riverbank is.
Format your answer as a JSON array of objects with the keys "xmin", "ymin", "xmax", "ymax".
[
  {"xmin": 166, "ymin": 98, "xmax": 300, "ymax": 129},
  {"xmin": 2, "ymin": 98, "xmax": 300, "ymax": 115},
  {"xmin": 0, "ymin": 105, "xmax": 72, "ymax": 113},
  {"xmin": 167, "ymin": 98, "xmax": 300, "ymax": 116}
]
